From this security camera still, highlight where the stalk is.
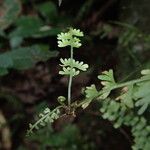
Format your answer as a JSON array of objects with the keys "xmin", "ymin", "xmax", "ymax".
[{"xmin": 67, "ymin": 46, "xmax": 73, "ymax": 106}]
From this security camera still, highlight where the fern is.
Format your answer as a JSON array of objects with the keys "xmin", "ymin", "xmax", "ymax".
[
  {"xmin": 27, "ymin": 107, "xmax": 60, "ymax": 136},
  {"xmin": 59, "ymin": 58, "xmax": 88, "ymax": 76},
  {"xmin": 60, "ymin": 58, "xmax": 88, "ymax": 71},
  {"xmin": 27, "ymin": 28, "xmax": 88, "ymax": 135},
  {"xmin": 58, "ymin": 28, "xmax": 88, "ymax": 106},
  {"xmin": 83, "ymin": 69, "xmax": 150, "ymax": 150},
  {"xmin": 99, "ymin": 98, "xmax": 150, "ymax": 150},
  {"xmin": 134, "ymin": 69, "xmax": 150, "ymax": 114},
  {"xmin": 81, "ymin": 84, "xmax": 99, "ymax": 109},
  {"xmin": 26, "ymin": 28, "xmax": 150, "ymax": 150},
  {"xmin": 98, "ymin": 69, "xmax": 117, "ymax": 99}
]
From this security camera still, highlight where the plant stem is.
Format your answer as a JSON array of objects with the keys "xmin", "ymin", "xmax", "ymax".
[
  {"xmin": 68, "ymin": 46, "xmax": 73, "ymax": 107},
  {"xmin": 112, "ymin": 77, "xmax": 149, "ymax": 90}
]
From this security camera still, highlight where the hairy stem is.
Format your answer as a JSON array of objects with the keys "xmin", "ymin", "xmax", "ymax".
[{"xmin": 68, "ymin": 46, "xmax": 73, "ymax": 107}]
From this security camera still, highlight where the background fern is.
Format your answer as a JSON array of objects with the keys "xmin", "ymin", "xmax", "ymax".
[{"xmin": 84, "ymin": 69, "xmax": 150, "ymax": 150}]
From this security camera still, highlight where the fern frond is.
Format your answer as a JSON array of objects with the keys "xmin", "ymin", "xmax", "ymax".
[
  {"xmin": 57, "ymin": 28, "xmax": 83, "ymax": 48},
  {"xmin": 98, "ymin": 69, "xmax": 116, "ymax": 88},
  {"xmin": 98, "ymin": 69, "xmax": 116, "ymax": 99},
  {"xmin": 59, "ymin": 67, "xmax": 80, "ymax": 76},
  {"xmin": 81, "ymin": 85, "xmax": 99, "ymax": 109},
  {"xmin": 27, "ymin": 107, "xmax": 60, "ymax": 136},
  {"xmin": 100, "ymin": 98, "xmax": 150, "ymax": 150},
  {"xmin": 60, "ymin": 58, "xmax": 89, "ymax": 71},
  {"xmin": 70, "ymin": 28, "xmax": 84, "ymax": 37},
  {"xmin": 133, "ymin": 69, "xmax": 150, "ymax": 114}
]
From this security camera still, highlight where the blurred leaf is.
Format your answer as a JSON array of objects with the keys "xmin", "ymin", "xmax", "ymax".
[
  {"xmin": 9, "ymin": 16, "xmax": 43, "ymax": 38},
  {"xmin": 29, "ymin": 124, "xmax": 80, "ymax": 149},
  {"xmin": 0, "ymin": 45, "xmax": 58, "ymax": 75},
  {"xmin": 76, "ymin": 0, "xmax": 93, "ymax": 22},
  {"xmin": 0, "ymin": 0, "xmax": 21, "ymax": 30},
  {"xmin": 9, "ymin": 16, "xmax": 61, "ymax": 38},
  {"xmin": 36, "ymin": 1, "xmax": 58, "ymax": 23},
  {"xmin": 9, "ymin": 36, "xmax": 23, "ymax": 48},
  {"xmin": 134, "ymin": 70, "xmax": 150, "ymax": 114}
]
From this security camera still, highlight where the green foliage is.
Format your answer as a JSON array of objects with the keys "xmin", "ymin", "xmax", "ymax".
[
  {"xmin": 0, "ymin": 0, "xmax": 21, "ymax": 30},
  {"xmin": 59, "ymin": 58, "xmax": 88, "ymax": 76},
  {"xmin": 81, "ymin": 84, "xmax": 99, "ymax": 109},
  {"xmin": 99, "ymin": 98, "xmax": 150, "ymax": 150},
  {"xmin": 0, "ymin": 45, "xmax": 58, "ymax": 76},
  {"xmin": 27, "ymin": 107, "xmax": 60, "ymax": 136},
  {"xmin": 97, "ymin": 22, "xmax": 150, "ymax": 77},
  {"xmin": 26, "ymin": 28, "xmax": 150, "ymax": 150},
  {"xmin": 27, "ymin": 28, "xmax": 87, "ymax": 135},
  {"xmin": 58, "ymin": 28, "xmax": 88, "ymax": 106},
  {"xmin": 98, "ymin": 69, "xmax": 116, "ymax": 99},
  {"xmin": 119, "ymin": 85, "xmax": 134, "ymax": 108},
  {"xmin": 25, "ymin": 124, "xmax": 95, "ymax": 150},
  {"xmin": 83, "ymin": 69, "xmax": 150, "ymax": 150},
  {"xmin": 57, "ymin": 28, "xmax": 84, "ymax": 48},
  {"xmin": 0, "ymin": 1, "xmax": 61, "ymax": 78},
  {"xmin": 134, "ymin": 69, "xmax": 150, "ymax": 114},
  {"xmin": 97, "ymin": 69, "xmax": 150, "ymax": 114},
  {"xmin": 9, "ymin": 15, "xmax": 61, "ymax": 39},
  {"xmin": 37, "ymin": 1, "xmax": 58, "ymax": 23}
]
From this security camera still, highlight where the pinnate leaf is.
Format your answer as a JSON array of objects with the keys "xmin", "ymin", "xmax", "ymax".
[
  {"xmin": 98, "ymin": 69, "xmax": 116, "ymax": 99},
  {"xmin": 134, "ymin": 69, "xmax": 150, "ymax": 114}
]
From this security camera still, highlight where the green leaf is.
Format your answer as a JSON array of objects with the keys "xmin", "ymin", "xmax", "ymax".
[
  {"xmin": 27, "ymin": 107, "xmax": 60, "ymax": 136},
  {"xmin": 85, "ymin": 84, "xmax": 99, "ymax": 99},
  {"xmin": 9, "ymin": 36, "xmax": 23, "ymax": 48},
  {"xmin": 0, "ymin": 53, "xmax": 13, "ymax": 68},
  {"xmin": 134, "ymin": 81, "xmax": 150, "ymax": 114},
  {"xmin": 0, "ymin": 0, "xmax": 21, "ymax": 30},
  {"xmin": 9, "ymin": 16, "xmax": 43, "ymax": 38},
  {"xmin": 59, "ymin": 58, "xmax": 88, "ymax": 77},
  {"xmin": 9, "ymin": 15, "xmax": 61, "ymax": 39},
  {"xmin": 60, "ymin": 58, "xmax": 89, "ymax": 71},
  {"xmin": 118, "ymin": 85, "xmax": 134, "ymax": 108},
  {"xmin": 59, "ymin": 67, "xmax": 79, "ymax": 76},
  {"xmin": 82, "ymin": 84, "xmax": 99, "ymax": 109},
  {"xmin": 0, "ymin": 45, "xmax": 58, "ymax": 75},
  {"xmin": 134, "ymin": 70, "xmax": 150, "ymax": 114},
  {"xmin": 36, "ymin": 1, "xmax": 58, "ymax": 23},
  {"xmin": 98, "ymin": 69, "xmax": 116, "ymax": 99},
  {"xmin": 57, "ymin": 28, "xmax": 83, "ymax": 48}
]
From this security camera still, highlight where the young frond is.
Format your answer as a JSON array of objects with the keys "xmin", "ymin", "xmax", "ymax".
[
  {"xmin": 27, "ymin": 107, "xmax": 60, "ymax": 136},
  {"xmin": 57, "ymin": 28, "xmax": 83, "ymax": 48},
  {"xmin": 70, "ymin": 28, "xmax": 84, "ymax": 37},
  {"xmin": 60, "ymin": 58, "xmax": 89, "ymax": 71},
  {"xmin": 59, "ymin": 67, "xmax": 80, "ymax": 76}
]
